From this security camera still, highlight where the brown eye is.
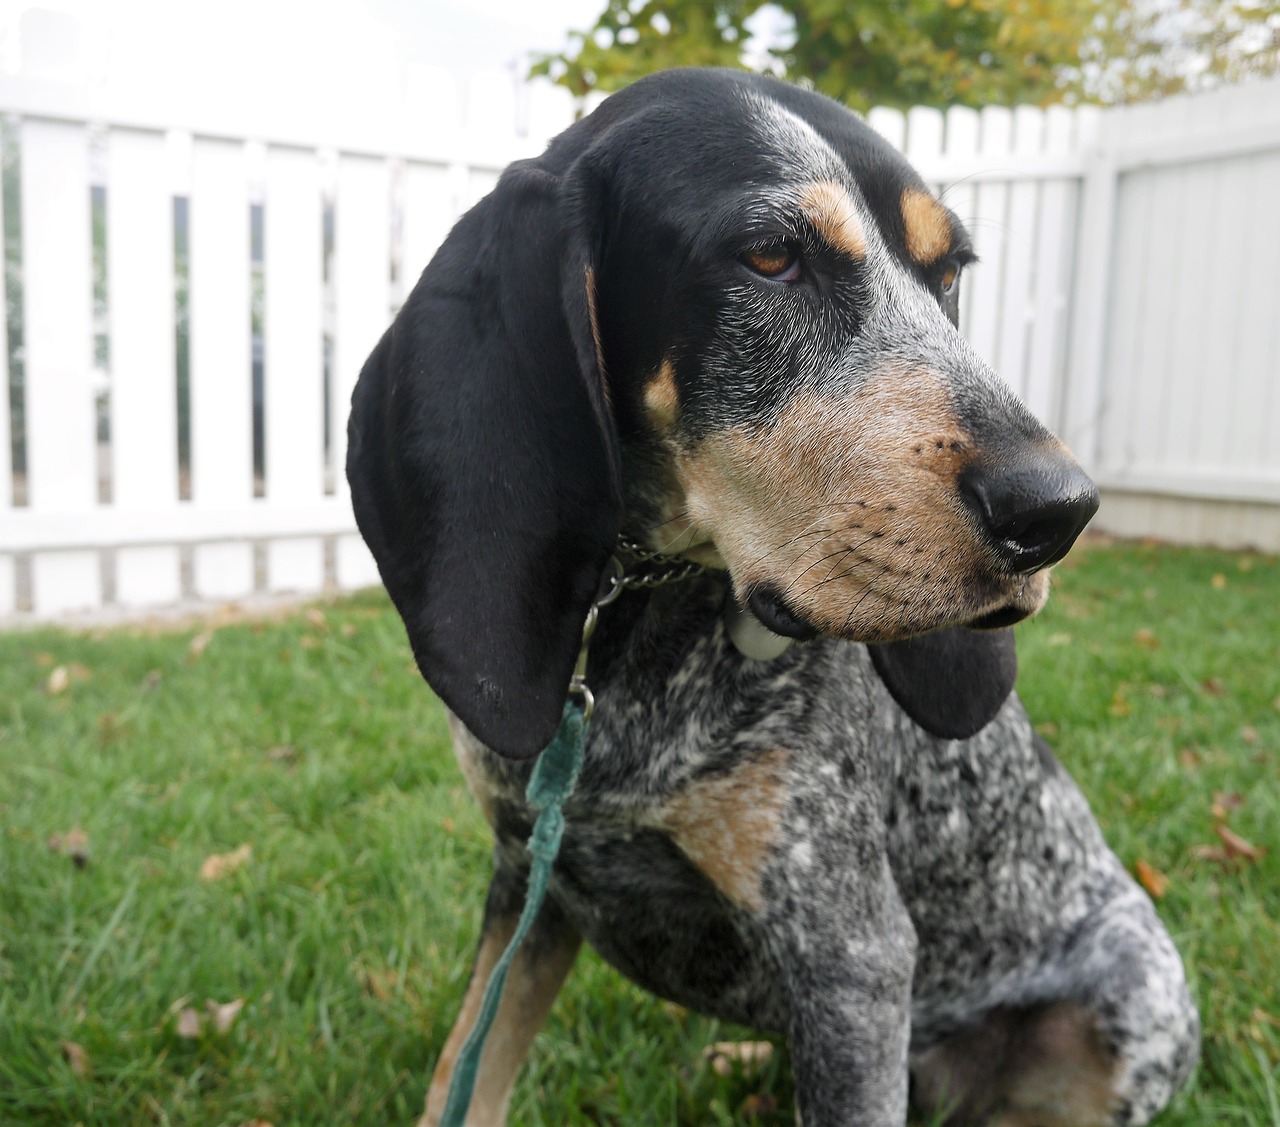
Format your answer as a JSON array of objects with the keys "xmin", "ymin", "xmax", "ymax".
[
  {"xmin": 744, "ymin": 243, "xmax": 801, "ymax": 282},
  {"xmin": 941, "ymin": 260, "xmax": 961, "ymax": 294}
]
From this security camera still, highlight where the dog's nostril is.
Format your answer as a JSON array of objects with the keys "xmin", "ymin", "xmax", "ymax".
[{"xmin": 961, "ymin": 452, "xmax": 1099, "ymax": 574}]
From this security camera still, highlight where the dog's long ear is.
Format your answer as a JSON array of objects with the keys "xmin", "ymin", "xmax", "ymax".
[
  {"xmin": 868, "ymin": 628, "xmax": 1017, "ymax": 740},
  {"xmin": 347, "ymin": 161, "xmax": 621, "ymax": 759}
]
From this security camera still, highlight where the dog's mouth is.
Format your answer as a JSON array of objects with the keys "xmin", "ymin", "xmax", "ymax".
[
  {"xmin": 967, "ymin": 604, "xmax": 1033, "ymax": 630},
  {"xmin": 746, "ymin": 587, "xmax": 822, "ymax": 641},
  {"xmin": 743, "ymin": 583, "xmax": 1035, "ymax": 645}
]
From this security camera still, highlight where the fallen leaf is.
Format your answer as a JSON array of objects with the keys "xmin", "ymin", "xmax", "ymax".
[
  {"xmin": 1191, "ymin": 844, "xmax": 1229, "ymax": 865},
  {"xmin": 175, "ymin": 1007, "xmax": 202, "ymax": 1038},
  {"xmin": 1214, "ymin": 823, "xmax": 1265, "ymax": 863},
  {"xmin": 60, "ymin": 1040, "xmax": 90, "ymax": 1078},
  {"xmin": 1200, "ymin": 677, "xmax": 1226, "ymax": 698},
  {"xmin": 1134, "ymin": 859, "xmax": 1170, "ymax": 899},
  {"xmin": 1178, "ymin": 748, "xmax": 1201, "ymax": 770},
  {"xmin": 1211, "ymin": 573, "xmax": 1227, "ymax": 589},
  {"xmin": 1240, "ymin": 726, "xmax": 1259, "ymax": 745},
  {"xmin": 33, "ymin": 651, "xmax": 55, "ymax": 667},
  {"xmin": 1238, "ymin": 557, "xmax": 1254, "ymax": 573},
  {"xmin": 1108, "ymin": 688, "xmax": 1130, "ymax": 718},
  {"xmin": 188, "ymin": 631, "xmax": 214, "ymax": 660},
  {"xmin": 267, "ymin": 745, "xmax": 297, "ymax": 764},
  {"xmin": 1035, "ymin": 722, "xmax": 1059, "ymax": 739},
  {"xmin": 740, "ymin": 1093, "xmax": 779, "ymax": 1118},
  {"xmin": 305, "ymin": 608, "xmax": 329, "ymax": 631},
  {"xmin": 205, "ymin": 997, "xmax": 245, "ymax": 1034},
  {"xmin": 47, "ymin": 666, "xmax": 70, "ymax": 695},
  {"xmin": 705, "ymin": 1041, "xmax": 774, "ymax": 1077},
  {"xmin": 200, "ymin": 843, "xmax": 252, "ymax": 881},
  {"xmin": 1133, "ymin": 628, "xmax": 1159, "ymax": 650},
  {"xmin": 1211, "ymin": 792, "xmax": 1244, "ymax": 819},
  {"xmin": 47, "ymin": 828, "xmax": 90, "ymax": 868}
]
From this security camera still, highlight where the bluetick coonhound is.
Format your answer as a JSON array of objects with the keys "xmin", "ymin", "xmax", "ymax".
[{"xmin": 347, "ymin": 68, "xmax": 1198, "ymax": 1126}]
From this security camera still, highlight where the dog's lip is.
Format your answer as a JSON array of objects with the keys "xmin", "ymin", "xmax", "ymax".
[
  {"xmin": 966, "ymin": 604, "xmax": 1032, "ymax": 630},
  {"xmin": 747, "ymin": 587, "xmax": 822, "ymax": 641}
]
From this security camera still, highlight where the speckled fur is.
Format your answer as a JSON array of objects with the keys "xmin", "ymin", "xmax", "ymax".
[
  {"xmin": 448, "ymin": 576, "xmax": 1197, "ymax": 1126},
  {"xmin": 348, "ymin": 69, "xmax": 1200, "ymax": 1126}
]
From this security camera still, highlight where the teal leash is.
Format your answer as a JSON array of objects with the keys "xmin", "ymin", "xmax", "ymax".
[
  {"xmin": 438, "ymin": 572, "xmax": 614, "ymax": 1127},
  {"xmin": 437, "ymin": 545, "xmax": 705, "ymax": 1126},
  {"xmin": 437, "ymin": 698, "xmax": 588, "ymax": 1127}
]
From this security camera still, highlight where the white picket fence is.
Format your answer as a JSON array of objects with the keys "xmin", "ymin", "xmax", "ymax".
[{"xmin": 0, "ymin": 69, "xmax": 1278, "ymax": 621}]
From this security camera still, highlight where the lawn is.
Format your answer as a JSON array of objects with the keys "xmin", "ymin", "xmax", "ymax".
[{"xmin": 1, "ymin": 540, "xmax": 1277, "ymax": 1127}]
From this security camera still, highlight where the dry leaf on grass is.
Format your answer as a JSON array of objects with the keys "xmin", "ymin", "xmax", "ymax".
[
  {"xmin": 1200, "ymin": 677, "xmax": 1226, "ymax": 697},
  {"xmin": 173, "ymin": 997, "xmax": 245, "ymax": 1038},
  {"xmin": 60, "ymin": 1040, "xmax": 91, "ymax": 1078},
  {"xmin": 188, "ymin": 631, "xmax": 214, "ymax": 661},
  {"xmin": 1214, "ymin": 823, "xmax": 1265, "ymax": 863},
  {"xmin": 1211, "ymin": 792, "xmax": 1244, "ymax": 819},
  {"xmin": 1210, "ymin": 573, "xmax": 1227, "ymax": 590},
  {"xmin": 704, "ymin": 1040, "xmax": 774, "ymax": 1077},
  {"xmin": 47, "ymin": 828, "xmax": 90, "ymax": 868},
  {"xmin": 47, "ymin": 662, "xmax": 91, "ymax": 695},
  {"xmin": 206, "ymin": 997, "xmax": 245, "ymax": 1034},
  {"xmin": 1134, "ymin": 859, "xmax": 1170, "ymax": 899},
  {"xmin": 1133, "ymin": 628, "xmax": 1160, "ymax": 650},
  {"xmin": 200, "ymin": 843, "xmax": 252, "ymax": 881},
  {"xmin": 305, "ymin": 608, "xmax": 329, "ymax": 632},
  {"xmin": 740, "ymin": 1093, "xmax": 779, "ymax": 1118},
  {"xmin": 175, "ymin": 1007, "xmax": 203, "ymax": 1039}
]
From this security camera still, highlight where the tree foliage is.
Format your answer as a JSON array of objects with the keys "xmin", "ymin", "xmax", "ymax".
[{"xmin": 533, "ymin": 0, "xmax": 1280, "ymax": 108}]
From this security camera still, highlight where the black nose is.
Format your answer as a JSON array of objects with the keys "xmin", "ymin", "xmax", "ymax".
[{"xmin": 960, "ymin": 450, "xmax": 1099, "ymax": 573}]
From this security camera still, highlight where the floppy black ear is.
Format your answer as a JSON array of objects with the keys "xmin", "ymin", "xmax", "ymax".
[
  {"xmin": 868, "ymin": 627, "xmax": 1017, "ymax": 740},
  {"xmin": 347, "ymin": 161, "xmax": 622, "ymax": 759}
]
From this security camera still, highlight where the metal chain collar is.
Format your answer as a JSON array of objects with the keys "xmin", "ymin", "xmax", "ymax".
[{"xmin": 567, "ymin": 536, "xmax": 709, "ymax": 720}]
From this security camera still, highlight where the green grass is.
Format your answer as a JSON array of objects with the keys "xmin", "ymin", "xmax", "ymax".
[{"xmin": 1, "ymin": 541, "xmax": 1276, "ymax": 1126}]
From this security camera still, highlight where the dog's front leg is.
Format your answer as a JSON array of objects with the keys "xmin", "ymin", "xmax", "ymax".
[
  {"xmin": 783, "ymin": 860, "xmax": 917, "ymax": 1127},
  {"xmin": 420, "ymin": 860, "xmax": 581, "ymax": 1127}
]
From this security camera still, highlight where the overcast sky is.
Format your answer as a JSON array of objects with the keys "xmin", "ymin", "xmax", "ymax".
[{"xmin": 0, "ymin": 0, "xmax": 609, "ymax": 85}]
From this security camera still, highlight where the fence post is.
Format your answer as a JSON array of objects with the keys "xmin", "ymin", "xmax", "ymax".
[{"xmin": 1061, "ymin": 107, "xmax": 1115, "ymax": 470}]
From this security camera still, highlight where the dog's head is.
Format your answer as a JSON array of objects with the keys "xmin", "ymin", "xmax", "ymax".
[{"xmin": 348, "ymin": 69, "xmax": 1097, "ymax": 757}]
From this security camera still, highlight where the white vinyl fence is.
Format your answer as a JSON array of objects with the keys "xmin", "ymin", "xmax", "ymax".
[{"xmin": 1, "ymin": 69, "xmax": 1278, "ymax": 621}]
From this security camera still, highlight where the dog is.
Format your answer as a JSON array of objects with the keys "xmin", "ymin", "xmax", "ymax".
[{"xmin": 347, "ymin": 68, "xmax": 1198, "ymax": 1126}]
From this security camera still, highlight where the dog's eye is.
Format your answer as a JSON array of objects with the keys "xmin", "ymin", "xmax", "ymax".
[
  {"xmin": 941, "ymin": 260, "xmax": 962, "ymax": 295},
  {"xmin": 744, "ymin": 243, "xmax": 801, "ymax": 283}
]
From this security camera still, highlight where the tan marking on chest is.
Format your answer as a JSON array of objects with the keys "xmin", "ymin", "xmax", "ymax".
[
  {"xmin": 652, "ymin": 748, "xmax": 790, "ymax": 912},
  {"xmin": 802, "ymin": 181, "xmax": 866, "ymax": 259},
  {"xmin": 900, "ymin": 188, "xmax": 953, "ymax": 265}
]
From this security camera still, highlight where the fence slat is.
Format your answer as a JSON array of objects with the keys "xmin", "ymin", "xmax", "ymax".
[
  {"xmin": 21, "ymin": 117, "xmax": 99, "ymax": 614},
  {"xmin": 401, "ymin": 160, "xmax": 455, "ymax": 300},
  {"xmin": 189, "ymin": 135, "xmax": 254, "ymax": 599},
  {"xmin": 965, "ymin": 108, "xmax": 1012, "ymax": 369},
  {"xmin": 330, "ymin": 152, "xmax": 390, "ymax": 588},
  {"xmin": 941, "ymin": 106, "xmax": 980, "ymax": 341},
  {"xmin": 108, "ymin": 126, "xmax": 182, "ymax": 606},
  {"xmin": 1231, "ymin": 150, "xmax": 1280, "ymax": 474},
  {"xmin": 0, "ymin": 123, "xmax": 11, "ymax": 612},
  {"xmin": 1025, "ymin": 106, "xmax": 1076, "ymax": 431},
  {"xmin": 263, "ymin": 144, "xmax": 325, "ymax": 592},
  {"xmin": 993, "ymin": 106, "xmax": 1042, "ymax": 403}
]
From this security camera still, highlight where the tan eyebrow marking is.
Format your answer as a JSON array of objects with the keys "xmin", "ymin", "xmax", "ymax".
[
  {"xmin": 801, "ymin": 180, "xmax": 866, "ymax": 260},
  {"xmin": 900, "ymin": 188, "xmax": 954, "ymax": 265},
  {"xmin": 643, "ymin": 358, "xmax": 679, "ymax": 434}
]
